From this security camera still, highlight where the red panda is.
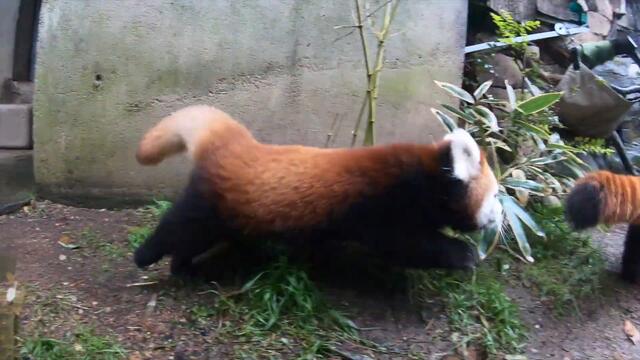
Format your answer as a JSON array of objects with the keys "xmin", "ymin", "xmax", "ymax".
[
  {"xmin": 133, "ymin": 105, "xmax": 503, "ymax": 276},
  {"xmin": 566, "ymin": 170, "xmax": 640, "ymax": 283}
]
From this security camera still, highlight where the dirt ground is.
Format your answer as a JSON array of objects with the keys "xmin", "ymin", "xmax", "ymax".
[{"xmin": 2, "ymin": 201, "xmax": 640, "ymax": 359}]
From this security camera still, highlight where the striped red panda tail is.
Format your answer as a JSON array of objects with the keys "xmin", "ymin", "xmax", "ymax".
[
  {"xmin": 136, "ymin": 105, "xmax": 249, "ymax": 165},
  {"xmin": 565, "ymin": 170, "xmax": 640, "ymax": 230}
]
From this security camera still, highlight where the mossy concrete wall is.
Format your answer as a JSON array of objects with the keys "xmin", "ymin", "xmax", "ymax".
[{"xmin": 34, "ymin": 0, "xmax": 468, "ymax": 206}]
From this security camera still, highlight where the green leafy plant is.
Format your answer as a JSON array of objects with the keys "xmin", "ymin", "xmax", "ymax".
[
  {"xmin": 491, "ymin": 10, "xmax": 540, "ymax": 56},
  {"xmin": 521, "ymin": 204, "xmax": 606, "ymax": 315},
  {"xmin": 408, "ymin": 269, "xmax": 526, "ymax": 354},
  {"xmin": 569, "ymin": 137, "xmax": 615, "ymax": 155},
  {"xmin": 204, "ymin": 258, "xmax": 372, "ymax": 358},
  {"xmin": 433, "ymin": 79, "xmax": 587, "ymax": 262},
  {"xmin": 21, "ymin": 327, "xmax": 126, "ymax": 360},
  {"xmin": 127, "ymin": 226, "xmax": 152, "ymax": 250}
]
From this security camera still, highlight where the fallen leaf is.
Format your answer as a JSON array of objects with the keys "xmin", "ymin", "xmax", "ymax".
[
  {"xmin": 6, "ymin": 282, "xmax": 17, "ymax": 303},
  {"xmin": 624, "ymin": 320, "xmax": 640, "ymax": 345},
  {"xmin": 58, "ymin": 235, "xmax": 80, "ymax": 249}
]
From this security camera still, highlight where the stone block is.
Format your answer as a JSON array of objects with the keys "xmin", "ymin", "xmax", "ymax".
[{"xmin": 0, "ymin": 104, "xmax": 32, "ymax": 149}]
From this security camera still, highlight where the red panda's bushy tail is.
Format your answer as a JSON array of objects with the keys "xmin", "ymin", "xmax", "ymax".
[
  {"xmin": 565, "ymin": 180, "xmax": 603, "ymax": 230},
  {"xmin": 136, "ymin": 105, "xmax": 242, "ymax": 165}
]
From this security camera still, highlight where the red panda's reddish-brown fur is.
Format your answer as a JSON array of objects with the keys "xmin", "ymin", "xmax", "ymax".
[
  {"xmin": 133, "ymin": 105, "xmax": 502, "ymax": 276},
  {"xmin": 566, "ymin": 170, "xmax": 640, "ymax": 283}
]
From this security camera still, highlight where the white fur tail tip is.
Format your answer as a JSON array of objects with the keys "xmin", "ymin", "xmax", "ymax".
[{"xmin": 444, "ymin": 129, "xmax": 481, "ymax": 181}]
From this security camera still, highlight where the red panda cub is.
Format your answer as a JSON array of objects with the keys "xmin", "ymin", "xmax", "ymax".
[{"xmin": 133, "ymin": 105, "xmax": 503, "ymax": 276}]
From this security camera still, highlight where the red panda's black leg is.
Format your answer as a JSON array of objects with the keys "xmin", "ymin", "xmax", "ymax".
[
  {"xmin": 391, "ymin": 232, "xmax": 478, "ymax": 270},
  {"xmin": 621, "ymin": 224, "xmax": 640, "ymax": 283}
]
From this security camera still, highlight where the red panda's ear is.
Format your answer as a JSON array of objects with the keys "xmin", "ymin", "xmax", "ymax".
[{"xmin": 444, "ymin": 129, "xmax": 481, "ymax": 182}]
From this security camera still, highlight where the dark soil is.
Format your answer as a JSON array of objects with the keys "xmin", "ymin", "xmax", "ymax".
[{"xmin": 2, "ymin": 201, "xmax": 640, "ymax": 359}]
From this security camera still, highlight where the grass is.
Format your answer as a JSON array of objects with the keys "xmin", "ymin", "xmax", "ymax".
[
  {"xmin": 405, "ymin": 203, "xmax": 607, "ymax": 355},
  {"xmin": 78, "ymin": 229, "xmax": 126, "ymax": 258},
  {"xmin": 408, "ymin": 268, "xmax": 526, "ymax": 355},
  {"xmin": 20, "ymin": 327, "xmax": 126, "ymax": 360},
  {"xmin": 520, "ymin": 204, "xmax": 606, "ymax": 316},
  {"xmin": 191, "ymin": 258, "xmax": 375, "ymax": 359},
  {"xmin": 127, "ymin": 200, "xmax": 172, "ymax": 249}
]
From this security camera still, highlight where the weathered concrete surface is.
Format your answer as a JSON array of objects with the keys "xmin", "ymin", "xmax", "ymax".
[
  {"xmin": 0, "ymin": 104, "xmax": 33, "ymax": 148},
  {"xmin": 0, "ymin": 151, "xmax": 34, "ymax": 214},
  {"xmin": 34, "ymin": 0, "xmax": 468, "ymax": 205},
  {"xmin": 0, "ymin": 0, "xmax": 20, "ymax": 100}
]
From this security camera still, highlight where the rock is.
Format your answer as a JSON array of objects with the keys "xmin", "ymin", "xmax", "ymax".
[
  {"xmin": 587, "ymin": 11, "xmax": 612, "ymax": 35},
  {"xmin": 476, "ymin": 53, "xmax": 524, "ymax": 89},
  {"xmin": 538, "ymin": 0, "xmax": 581, "ymax": 21},
  {"xmin": 488, "ymin": 0, "xmax": 537, "ymax": 21},
  {"xmin": 543, "ymin": 195, "xmax": 562, "ymax": 208},
  {"xmin": 594, "ymin": 0, "xmax": 614, "ymax": 20}
]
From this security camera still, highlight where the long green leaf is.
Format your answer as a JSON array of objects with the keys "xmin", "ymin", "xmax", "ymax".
[
  {"xmin": 502, "ymin": 178, "xmax": 545, "ymax": 192},
  {"xmin": 441, "ymin": 104, "xmax": 476, "ymax": 124},
  {"xmin": 473, "ymin": 80, "xmax": 493, "ymax": 101},
  {"xmin": 505, "ymin": 80, "xmax": 516, "ymax": 111},
  {"xmin": 501, "ymin": 195, "xmax": 535, "ymax": 263},
  {"xmin": 502, "ymin": 194, "xmax": 545, "ymax": 237},
  {"xmin": 516, "ymin": 92, "xmax": 563, "ymax": 115},
  {"xmin": 513, "ymin": 119, "xmax": 550, "ymax": 138},
  {"xmin": 435, "ymin": 80, "xmax": 475, "ymax": 104},
  {"xmin": 474, "ymin": 105, "xmax": 500, "ymax": 131},
  {"xmin": 431, "ymin": 108, "xmax": 457, "ymax": 132},
  {"xmin": 486, "ymin": 137, "xmax": 513, "ymax": 152},
  {"xmin": 477, "ymin": 226, "xmax": 499, "ymax": 261}
]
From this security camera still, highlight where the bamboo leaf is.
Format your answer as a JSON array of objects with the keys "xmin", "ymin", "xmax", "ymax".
[
  {"xmin": 474, "ymin": 105, "xmax": 500, "ymax": 131},
  {"xmin": 431, "ymin": 108, "xmax": 458, "ymax": 132},
  {"xmin": 442, "ymin": 104, "xmax": 475, "ymax": 124},
  {"xmin": 502, "ymin": 194, "xmax": 545, "ymax": 237},
  {"xmin": 500, "ymin": 195, "xmax": 535, "ymax": 263},
  {"xmin": 486, "ymin": 137, "xmax": 512, "ymax": 152},
  {"xmin": 435, "ymin": 80, "xmax": 475, "ymax": 104},
  {"xmin": 477, "ymin": 226, "xmax": 499, "ymax": 261},
  {"xmin": 513, "ymin": 120, "xmax": 550, "ymax": 138},
  {"xmin": 505, "ymin": 80, "xmax": 517, "ymax": 110},
  {"xmin": 516, "ymin": 92, "xmax": 563, "ymax": 115},
  {"xmin": 502, "ymin": 178, "xmax": 545, "ymax": 192},
  {"xmin": 473, "ymin": 80, "xmax": 493, "ymax": 101}
]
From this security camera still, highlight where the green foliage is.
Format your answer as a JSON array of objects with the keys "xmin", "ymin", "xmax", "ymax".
[
  {"xmin": 202, "ymin": 259, "xmax": 367, "ymax": 358},
  {"xmin": 521, "ymin": 204, "xmax": 606, "ymax": 315},
  {"xmin": 21, "ymin": 327, "xmax": 126, "ymax": 360},
  {"xmin": 569, "ymin": 137, "xmax": 615, "ymax": 155},
  {"xmin": 147, "ymin": 200, "xmax": 172, "ymax": 219},
  {"xmin": 127, "ymin": 226, "xmax": 152, "ymax": 250},
  {"xmin": 491, "ymin": 10, "xmax": 540, "ymax": 55},
  {"xmin": 433, "ymin": 80, "xmax": 585, "ymax": 262},
  {"xmin": 408, "ymin": 269, "xmax": 526, "ymax": 354},
  {"xmin": 127, "ymin": 199, "xmax": 172, "ymax": 250}
]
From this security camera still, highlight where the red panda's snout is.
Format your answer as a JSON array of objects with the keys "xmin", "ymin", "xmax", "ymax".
[{"xmin": 444, "ymin": 129, "xmax": 503, "ymax": 230}]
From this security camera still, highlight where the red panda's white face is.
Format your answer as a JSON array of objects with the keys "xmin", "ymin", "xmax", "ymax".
[{"xmin": 445, "ymin": 129, "xmax": 503, "ymax": 230}]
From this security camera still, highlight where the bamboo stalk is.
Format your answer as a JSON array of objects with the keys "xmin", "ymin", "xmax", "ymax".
[{"xmin": 362, "ymin": 0, "xmax": 399, "ymax": 146}]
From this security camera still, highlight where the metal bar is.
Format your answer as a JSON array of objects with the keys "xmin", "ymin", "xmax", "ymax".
[{"xmin": 465, "ymin": 24, "xmax": 590, "ymax": 54}]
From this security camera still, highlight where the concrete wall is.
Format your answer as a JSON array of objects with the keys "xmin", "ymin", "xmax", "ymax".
[
  {"xmin": 0, "ymin": 0, "xmax": 20, "ymax": 96},
  {"xmin": 34, "ymin": 0, "xmax": 469, "ymax": 206}
]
